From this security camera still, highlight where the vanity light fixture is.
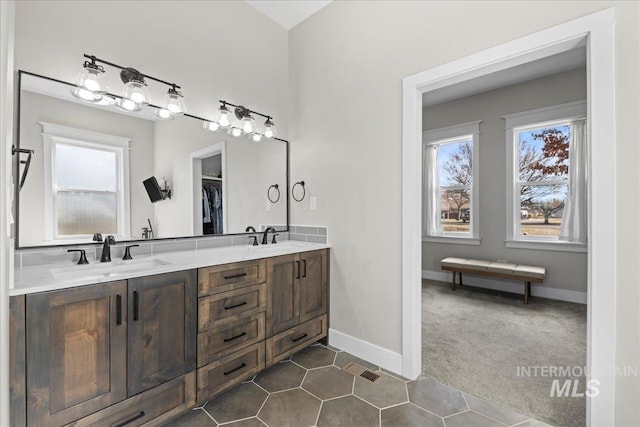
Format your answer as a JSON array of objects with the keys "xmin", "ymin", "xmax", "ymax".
[
  {"xmin": 204, "ymin": 100, "xmax": 278, "ymax": 141},
  {"xmin": 70, "ymin": 56, "xmax": 108, "ymax": 102},
  {"xmin": 71, "ymin": 54, "xmax": 186, "ymax": 118}
]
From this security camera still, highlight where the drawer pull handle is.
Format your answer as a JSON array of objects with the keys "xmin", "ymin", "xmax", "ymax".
[
  {"xmin": 296, "ymin": 261, "xmax": 301, "ymax": 279},
  {"xmin": 224, "ymin": 362, "xmax": 247, "ymax": 376},
  {"xmin": 224, "ymin": 301, "xmax": 248, "ymax": 310},
  {"xmin": 114, "ymin": 411, "xmax": 145, "ymax": 427},
  {"xmin": 133, "ymin": 291, "xmax": 140, "ymax": 322},
  {"xmin": 224, "ymin": 332, "xmax": 247, "ymax": 342},
  {"xmin": 116, "ymin": 294, "xmax": 122, "ymax": 326},
  {"xmin": 302, "ymin": 259, "xmax": 307, "ymax": 278},
  {"xmin": 224, "ymin": 272, "xmax": 248, "ymax": 280},
  {"xmin": 292, "ymin": 333, "xmax": 308, "ymax": 343}
]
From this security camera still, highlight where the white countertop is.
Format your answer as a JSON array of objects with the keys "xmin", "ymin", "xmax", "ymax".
[{"xmin": 11, "ymin": 240, "xmax": 330, "ymax": 296}]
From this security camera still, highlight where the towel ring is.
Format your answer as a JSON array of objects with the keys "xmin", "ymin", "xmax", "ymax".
[
  {"xmin": 292, "ymin": 181, "xmax": 306, "ymax": 202},
  {"xmin": 267, "ymin": 184, "xmax": 280, "ymax": 203}
]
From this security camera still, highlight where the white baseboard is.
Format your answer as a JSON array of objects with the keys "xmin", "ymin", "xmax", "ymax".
[
  {"xmin": 422, "ymin": 269, "xmax": 587, "ymax": 304},
  {"xmin": 328, "ymin": 328, "xmax": 403, "ymax": 375}
]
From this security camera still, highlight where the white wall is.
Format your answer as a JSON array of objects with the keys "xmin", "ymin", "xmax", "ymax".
[
  {"xmin": 18, "ymin": 91, "xmax": 155, "ymax": 246},
  {"xmin": 288, "ymin": 2, "xmax": 639, "ymax": 424},
  {"xmin": 152, "ymin": 119, "xmax": 286, "ymax": 237},
  {"xmin": 13, "ymin": 0, "xmax": 290, "ymax": 241},
  {"xmin": 422, "ymin": 68, "xmax": 587, "ymax": 294},
  {"xmin": 0, "ymin": 1, "xmax": 14, "ymax": 425}
]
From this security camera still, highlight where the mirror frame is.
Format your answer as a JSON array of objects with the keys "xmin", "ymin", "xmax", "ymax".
[{"xmin": 14, "ymin": 69, "xmax": 289, "ymax": 250}]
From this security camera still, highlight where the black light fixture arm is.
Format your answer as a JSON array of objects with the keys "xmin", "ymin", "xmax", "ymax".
[
  {"xmin": 219, "ymin": 99, "xmax": 272, "ymax": 120},
  {"xmin": 83, "ymin": 54, "xmax": 181, "ymax": 89}
]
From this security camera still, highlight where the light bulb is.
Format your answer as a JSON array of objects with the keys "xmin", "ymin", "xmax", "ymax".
[
  {"xmin": 203, "ymin": 121, "xmax": 221, "ymax": 131},
  {"xmin": 251, "ymin": 132, "xmax": 263, "ymax": 142},
  {"xmin": 241, "ymin": 115, "xmax": 256, "ymax": 134},
  {"xmin": 263, "ymin": 118, "xmax": 277, "ymax": 138},
  {"xmin": 154, "ymin": 108, "xmax": 172, "ymax": 120},
  {"xmin": 116, "ymin": 98, "xmax": 141, "ymax": 112},
  {"xmin": 71, "ymin": 87, "xmax": 101, "ymax": 102},
  {"xmin": 164, "ymin": 87, "xmax": 186, "ymax": 115},
  {"xmin": 216, "ymin": 104, "xmax": 231, "ymax": 128},
  {"xmin": 123, "ymin": 80, "xmax": 149, "ymax": 106},
  {"xmin": 228, "ymin": 127, "xmax": 243, "ymax": 137}
]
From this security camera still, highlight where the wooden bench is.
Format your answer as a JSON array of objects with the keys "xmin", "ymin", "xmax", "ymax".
[{"xmin": 440, "ymin": 257, "xmax": 546, "ymax": 304}]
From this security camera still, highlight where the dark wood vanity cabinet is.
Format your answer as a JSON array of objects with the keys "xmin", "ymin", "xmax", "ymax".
[
  {"xmin": 17, "ymin": 272, "xmax": 196, "ymax": 427},
  {"xmin": 266, "ymin": 249, "xmax": 328, "ymax": 366},
  {"xmin": 127, "ymin": 271, "xmax": 196, "ymax": 396},
  {"xmin": 11, "ymin": 248, "xmax": 328, "ymax": 426},
  {"xmin": 266, "ymin": 250, "xmax": 328, "ymax": 336},
  {"xmin": 25, "ymin": 281, "xmax": 128, "ymax": 427}
]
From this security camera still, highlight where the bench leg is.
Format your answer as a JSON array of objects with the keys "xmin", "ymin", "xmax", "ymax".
[
  {"xmin": 451, "ymin": 271, "xmax": 456, "ymax": 291},
  {"xmin": 524, "ymin": 281, "xmax": 531, "ymax": 304},
  {"xmin": 459, "ymin": 272, "xmax": 463, "ymax": 286}
]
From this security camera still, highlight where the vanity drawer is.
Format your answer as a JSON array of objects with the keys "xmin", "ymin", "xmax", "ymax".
[
  {"xmin": 198, "ymin": 259, "xmax": 267, "ymax": 296},
  {"xmin": 65, "ymin": 372, "xmax": 195, "ymax": 427},
  {"xmin": 198, "ymin": 283, "xmax": 266, "ymax": 331},
  {"xmin": 198, "ymin": 312, "xmax": 265, "ymax": 367},
  {"xmin": 265, "ymin": 314, "xmax": 327, "ymax": 367},
  {"xmin": 197, "ymin": 342, "xmax": 265, "ymax": 403}
]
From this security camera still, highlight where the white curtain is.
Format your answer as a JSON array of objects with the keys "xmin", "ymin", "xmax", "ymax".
[
  {"xmin": 559, "ymin": 119, "xmax": 587, "ymax": 243},
  {"xmin": 423, "ymin": 144, "xmax": 441, "ymax": 236}
]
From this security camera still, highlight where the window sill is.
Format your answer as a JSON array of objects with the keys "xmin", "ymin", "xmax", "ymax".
[
  {"xmin": 505, "ymin": 239, "xmax": 587, "ymax": 253},
  {"xmin": 423, "ymin": 236, "xmax": 481, "ymax": 246}
]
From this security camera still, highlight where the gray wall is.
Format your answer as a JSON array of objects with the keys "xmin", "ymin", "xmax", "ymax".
[
  {"xmin": 288, "ymin": 3, "xmax": 639, "ymax": 418},
  {"xmin": 422, "ymin": 68, "xmax": 587, "ymax": 294}
]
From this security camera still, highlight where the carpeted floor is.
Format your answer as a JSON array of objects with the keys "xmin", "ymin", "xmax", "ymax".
[{"xmin": 422, "ymin": 279, "xmax": 587, "ymax": 427}]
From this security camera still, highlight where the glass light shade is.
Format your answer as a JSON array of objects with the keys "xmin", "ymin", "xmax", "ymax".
[
  {"xmin": 216, "ymin": 106, "xmax": 232, "ymax": 128},
  {"xmin": 154, "ymin": 108, "xmax": 173, "ymax": 120},
  {"xmin": 123, "ymin": 80, "xmax": 150, "ymax": 105},
  {"xmin": 228, "ymin": 126, "xmax": 243, "ymax": 137},
  {"xmin": 74, "ymin": 64, "xmax": 108, "ymax": 94},
  {"xmin": 203, "ymin": 121, "xmax": 221, "ymax": 132},
  {"xmin": 263, "ymin": 120, "xmax": 277, "ymax": 138},
  {"xmin": 164, "ymin": 88, "xmax": 186, "ymax": 115},
  {"xmin": 115, "ymin": 97, "xmax": 142, "ymax": 112},
  {"xmin": 241, "ymin": 115, "xmax": 256, "ymax": 134},
  {"xmin": 94, "ymin": 95, "xmax": 116, "ymax": 106},
  {"xmin": 251, "ymin": 132, "xmax": 263, "ymax": 142}
]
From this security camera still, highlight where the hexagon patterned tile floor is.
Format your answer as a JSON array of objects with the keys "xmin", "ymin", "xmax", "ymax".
[{"xmin": 168, "ymin": 344, "xmax": 552, "ymax": 427}]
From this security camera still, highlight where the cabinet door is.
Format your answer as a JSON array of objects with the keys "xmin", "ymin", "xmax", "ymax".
[
  {"xmin": 26, "ymin": 281, "xmax": 127, "ymax": 426},
  {"xmin": 128, "ymin": 270, "xmax": 197, "ymax": 396},
  {"xmin": 266, "ymin": 254, "xmax": 300, "ymax": 336},
  {"xmin": 299, "ymin": 250, "xmax": 328, "ymax": 323}
]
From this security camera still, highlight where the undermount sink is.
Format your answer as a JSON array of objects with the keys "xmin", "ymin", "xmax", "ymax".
[{"xmin": 52, "ymin": 258, "xmax": 171, "ymax": 281}]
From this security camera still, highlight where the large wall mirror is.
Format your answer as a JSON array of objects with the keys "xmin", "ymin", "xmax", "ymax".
[{"xmin": 14, "ymin": 71, "xmax": 288, "ymax": 249}]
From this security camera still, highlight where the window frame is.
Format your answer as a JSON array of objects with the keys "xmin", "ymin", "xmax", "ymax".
[
  {"xmin": 41, "ymin": 122, "xmax": 131, "ymax": 243},
  {"xmin": 422, "ymin": 121, "xmax": 481, "ymax": 245},
  {"xmin": 504, "ymin": 101, "xmax": 587, "ymax": 252}
]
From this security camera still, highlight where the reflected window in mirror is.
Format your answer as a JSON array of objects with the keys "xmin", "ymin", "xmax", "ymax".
[{"xmin": 41, "ymin": 122, "xmax": 131, "ymax": 244}]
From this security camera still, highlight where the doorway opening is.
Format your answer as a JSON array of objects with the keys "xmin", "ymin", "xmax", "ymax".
[
  {"xmin": 402, "ymin": 9, "xmax": 616, "ymax": 427},
  {"xmin": 191, "ymin": 142, "xmax": 227, "ymax": 235}
]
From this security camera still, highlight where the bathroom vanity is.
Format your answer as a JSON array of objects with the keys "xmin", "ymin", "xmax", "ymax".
[{"xmin": 9, "ymin": 242, "xmax": 329, "ymax": 426}]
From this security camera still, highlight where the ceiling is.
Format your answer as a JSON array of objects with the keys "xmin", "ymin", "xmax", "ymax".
[
  {"xmin": 423, "ymin": 46, "xmax": 587, "ymax": 107},
  {"xmin": 246, "ymin": 0, "xmax": 332, "ymax": 30}
]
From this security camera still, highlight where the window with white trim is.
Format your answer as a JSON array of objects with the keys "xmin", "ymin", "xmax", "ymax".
[
  {"xmin": 423, "ymin": 121, "xmax": 480, "ymax": 244},
  {"xmin": 504, "ymin": 101, "xmax": 587, "ymax": 251},
  {"xmin": 42, "ymin": 123, "xmax": 131, "ymax": 243}
]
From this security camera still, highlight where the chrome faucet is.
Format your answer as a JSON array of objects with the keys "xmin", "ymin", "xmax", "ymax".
[
  {"xmin": 261, "ymin": 227, "xmax": 276, "ymax": 245},
  {"xmin": 100, "ymin": 235, "xmax": 116, "ymax": 262}
]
